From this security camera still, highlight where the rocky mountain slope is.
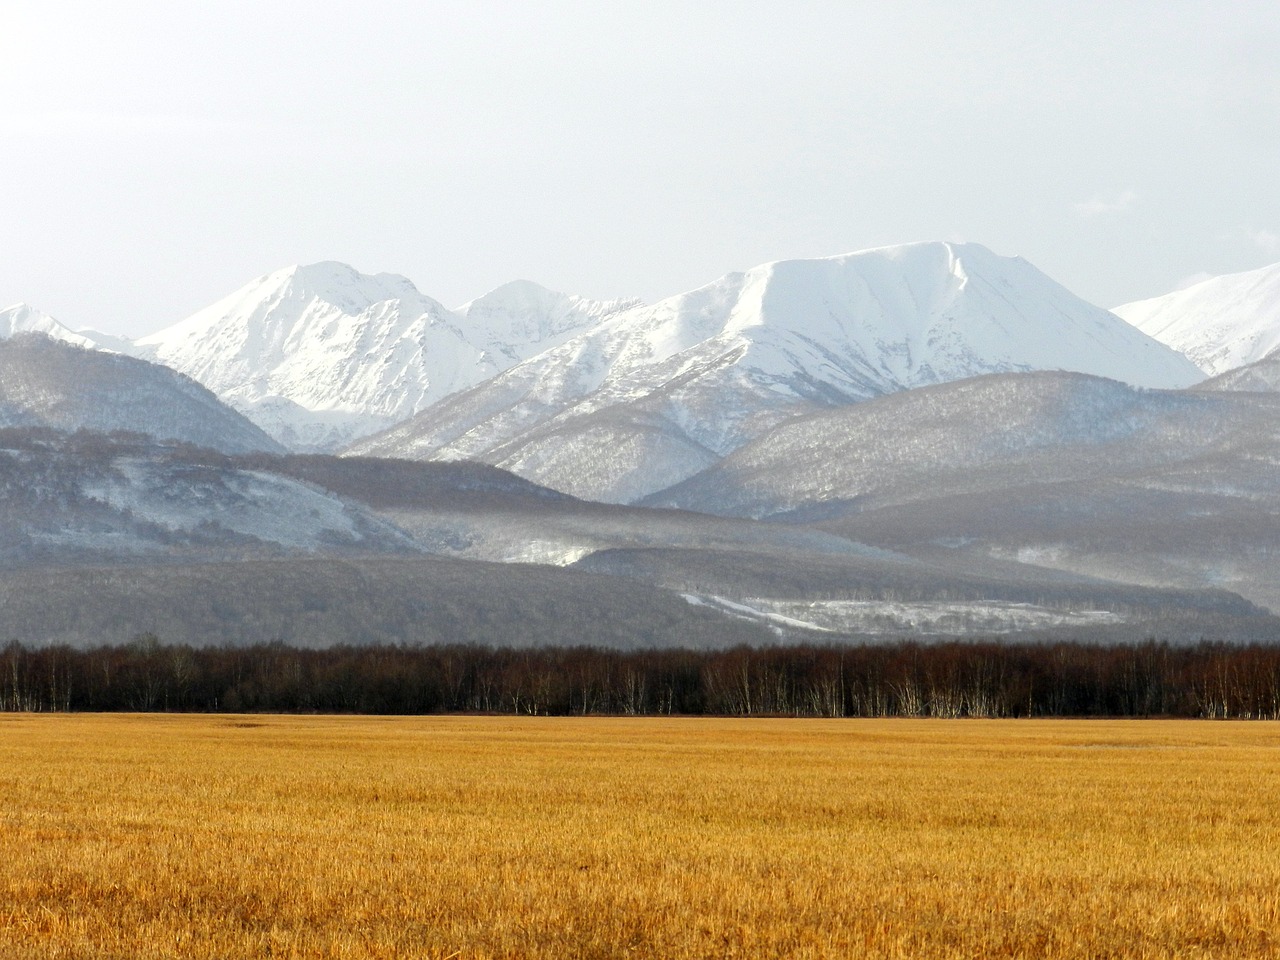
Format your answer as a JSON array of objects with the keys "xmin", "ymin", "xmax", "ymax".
[{"xmin": 351, "ymin": 242, "xmax": 1201, "ymax": 503}]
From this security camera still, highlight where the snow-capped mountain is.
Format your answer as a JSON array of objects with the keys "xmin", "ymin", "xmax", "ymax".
[
  {"xmin": 132, "ymin": 263, "xmax": 637, "ymax": 451},
  {"xmin": 349, "ymin": 241, "xmax": 1202, "ymax": 503},
  {"xmin": 1114, "ymin": 260, "xmax": 1280, "ymax": 374},
  {"xmin": 0, "ymin": 303, "xmax": 103, "ymax": 349},
  {"xmin": 0, "ymin": 334, "xmax": 282, "ymax": 453}
]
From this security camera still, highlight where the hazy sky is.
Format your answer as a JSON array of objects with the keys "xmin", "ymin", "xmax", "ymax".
[{"xmin": 2, "ymin": 1, "xmax": 1277, "ymax": 336}]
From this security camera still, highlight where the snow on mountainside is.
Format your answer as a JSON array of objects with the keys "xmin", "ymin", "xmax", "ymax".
[
  {"xmin": 133, "ymin": 263, "xmax": 634, "ymax": 451},
  {"xmin": 0, "ymin": 303, "xmax": 103, "ymax": 349},
  {"xmin": 0, "ymin": 334, "xmax": 282, "ymax": 453},
  {"xmin": 0, "ymin": 433, "xmax": 411, "ymax": 569},
  {"xmin": 350, "ymin": 241, "xmax": 1202, "ymax": 503},
  {"xmin": 1114, "ymin": 260, "xmax": 1280, "ymax": 374},
  {"xmin": 457, "ymin": 280, "xmax": 642, "ymax": 363}
]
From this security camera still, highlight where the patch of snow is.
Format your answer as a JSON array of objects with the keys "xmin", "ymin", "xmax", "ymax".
[
  {"xmin": 683, "ymin": 594, "xmax": 1125, "ymax": 635},
  {"xmin": 498, "ymin": 540, "xmax": 594, "ymax": 566},
  {"xmin": 81, "ymin": 458, "xmax": 399, "ymax": 550}
]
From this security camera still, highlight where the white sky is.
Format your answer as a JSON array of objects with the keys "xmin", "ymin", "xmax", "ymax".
[{"xmin": 2, "ymin": 0, "xmax": 1277, "ymax": 336}]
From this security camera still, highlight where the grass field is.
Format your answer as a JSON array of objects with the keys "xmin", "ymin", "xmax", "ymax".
[{"xmin": 1, "ymin": 716, "xmax": 1278, "ymax": 959}]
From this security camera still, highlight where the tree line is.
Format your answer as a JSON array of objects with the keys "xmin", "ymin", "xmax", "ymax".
[{"xmin": 4, "ymin": 637, "xmax": 1280, "ymax": 718}]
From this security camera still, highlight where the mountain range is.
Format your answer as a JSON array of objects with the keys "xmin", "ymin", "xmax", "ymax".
[
  {"xmin": 4, "ymin": 242, "xmax": 1280, "ymax": 646},
  {"xmin": 2, "ymin": 427, "xmax": 1267, "ymax": 646},
  {"xmin": 5, "ymin": 241, "xmax": 1210, "ymax": 477},
  {"xmin": 349, "ymin": 242, "xmax": 1201, "ymax": 502},
  {"xmin": 127, "ymin": 263, "xmax": 641, "ymax": 451},
  {"xmin": 649, "ymin": 368, "xmax": 1280, "ymax": 611}
]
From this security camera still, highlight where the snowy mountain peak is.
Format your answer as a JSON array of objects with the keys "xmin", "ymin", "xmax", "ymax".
[
  {"xmin": 1, "ymin": 301, "xmax": 43, "ymax": 324},
  {"xmin": 130, "ymin": 263, "xmax": 478, "ymax": 450},
  {"xmin": 725, "ymin": 241, "xmax": 985, "ymax": 341},
  {"xmin": 458, "ymin": 280, "xmax": 642, "ymax": 363},
  {"xmin": 0, "ymin": 302, "xmax": 101, "ymax": 349},
  {"xmin": 583, "ymin": 240, "xmax": 1198, "ymax": 393},
  {"xmin": 459, "ymin": 278, "xmax": 567, "ymax": 312},
  {"xmin": 1114, "ymin": 260, "xmax": 1280, "ymax": 375},
  {"xmin": 274, "ymin": 261, "xmax": 422, "ymax": 312},
  {"xmin": 461, "ymin": 277, "xmax": 642, "ymax": 319},
  {"xmin": 130, "ymin": 264, "xmax": 634, "ymax": 451},
  {"xmin": 136, "ymin": 262, "xmax": 445, "ymax": 350}
]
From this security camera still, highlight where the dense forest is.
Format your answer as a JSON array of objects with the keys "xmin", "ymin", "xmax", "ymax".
[{"xmin": 3, "ymin": 638, "xmax": 1279, "ymax": 719}]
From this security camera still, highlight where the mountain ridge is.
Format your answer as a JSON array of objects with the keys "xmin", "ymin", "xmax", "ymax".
[
  {"xmin": 126, "ymin": 263, "xmax": 640, "ymax": 451},
  {"xmin": 0, "ymin": 334, "xmax": 282, "ymax": 454},
  {"xmin": 1, "ymin": 302, "xmax": 104, "ymax": 350},
  {"xmin": 350, "ymin": 241, "xmax": 1203, "ymax": 502},
  {"xmin": 646, "ymin": 367, "xmax": 1280, "ymax": 611}
]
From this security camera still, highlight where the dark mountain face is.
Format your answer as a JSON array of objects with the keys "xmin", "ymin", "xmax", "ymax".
[
  {"xmin": 1194, "ymin": 350, "xmax": 1280, "ymax": 393},
  {"xmin": 0, "ymin": 334, "xmax": 282, "ymax": 454},
  {"xmin": 0, "ymin": 431, "xmax": 417, "ymax": 568},
  {"xmin": 646, "ymin": 369, "xmax": 1280, "ymax": 613},
  {"xmin": 0, "ymin": 555, "xmax": 774, "ymax": 650}
]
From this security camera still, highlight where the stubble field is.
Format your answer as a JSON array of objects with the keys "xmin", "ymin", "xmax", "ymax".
[{"xmin": 1, "ymin": 715, "xmax": 1278, "ymax": 959}]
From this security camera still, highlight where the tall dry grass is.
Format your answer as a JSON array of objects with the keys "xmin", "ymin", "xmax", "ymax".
[{"xmin": 1, "ymin": 716, "xmax": 1278, "ymax": 958}]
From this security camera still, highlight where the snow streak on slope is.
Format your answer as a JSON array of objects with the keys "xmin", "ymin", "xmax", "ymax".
[
  {"xmin": 684, "ymin": 594, "xmax": 1125, "ymax": 636},
  {"xmin": 133, "ymin": 263, "xmax": 636, "ymax": 451},
  {"xmin": 351, "ymin": 242, "xmax": 1202, "ymax": 503},
  {"xmin": 1114, "ymin": 260, "xmax": 1280, "ymax": 374}
]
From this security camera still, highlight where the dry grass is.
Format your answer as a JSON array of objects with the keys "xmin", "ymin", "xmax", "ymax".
[{"xmin": 1, "ymin": 716, "xmax": 1278, "ymax": 958}]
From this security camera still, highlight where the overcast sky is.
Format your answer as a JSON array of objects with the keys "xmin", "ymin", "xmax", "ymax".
[{"xmin": 2, "ymin": 0, "xmax": 1277, "ymax": 336}]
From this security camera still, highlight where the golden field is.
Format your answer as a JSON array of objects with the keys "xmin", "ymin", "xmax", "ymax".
[{"xmin": 1, "ymin": 716, "xmax": 1278, "ymax": 959}]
